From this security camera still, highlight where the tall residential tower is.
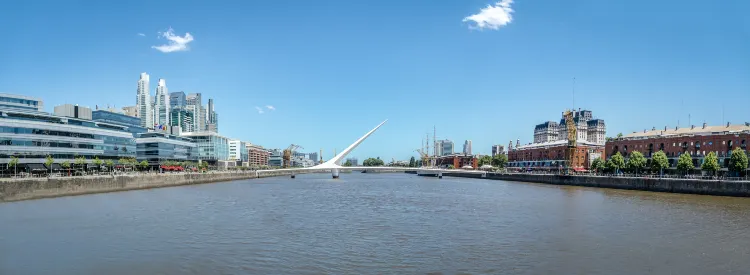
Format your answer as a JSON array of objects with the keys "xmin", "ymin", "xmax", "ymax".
[
  {"xmin": 153, "ymin": 78, "xmax": 170, "ymax": 126},
  {"xmin": 136, "ymin": 73, "xmax": 153, "ymax": 128}
]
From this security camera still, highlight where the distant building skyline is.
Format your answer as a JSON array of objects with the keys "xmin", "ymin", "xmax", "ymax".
[{"xmin": 463, "ymin": 140, "xmax": 472, "ymax": 155}]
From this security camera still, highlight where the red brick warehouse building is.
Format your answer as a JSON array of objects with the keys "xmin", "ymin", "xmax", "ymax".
[
  {"xmin": 605, "ymin": 123, "xmax": 750, "ymax": 170},
  {"xmin": 507, "ymin": 140, "xmax": 605, "ymax": 170}
]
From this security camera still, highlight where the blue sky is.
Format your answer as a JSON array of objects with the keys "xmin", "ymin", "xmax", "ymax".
[{"xmin": 1, "ymin": 0, "xmax": 748, "ymax": 161}]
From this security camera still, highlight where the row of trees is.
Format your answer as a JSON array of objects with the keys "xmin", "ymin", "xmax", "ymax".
[
  {"xmin": 591, "ymin": 148, "xmax": 749, "ymax": 176},
  {"xmin": 477, "ymin": 154, "xmax": 508, "ymax": 168},
  {"xmin": 362, "ymin": 157, "xmax": 385, "ymax": 167},
  {"xmin": 5, "ymin": 156, "xmax": 218, "ymax": 177}
]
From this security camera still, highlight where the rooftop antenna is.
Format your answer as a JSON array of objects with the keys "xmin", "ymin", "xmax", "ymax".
[{"xmin": 572, "ymin": 77, "xmax": 576, "ymax": 110}]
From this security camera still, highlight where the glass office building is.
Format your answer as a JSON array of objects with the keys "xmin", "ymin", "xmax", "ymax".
[
  {"xmin": 136, "ymin": 132, "xmax": 197, "ymax": 165},
  {"xmin": 180, "ymin": 132, "xmax": 229, "ymax": 163},
  {"xmin": 92, "ymin": 110, "xmax": 148, "ymax": 135},
  {"xmin": 0, "ymin": 93, "xmax": 44, "ymax": 113},
  {"xmin": 0, "ymin": 109, "xmax": 136, "ymax": 166}
]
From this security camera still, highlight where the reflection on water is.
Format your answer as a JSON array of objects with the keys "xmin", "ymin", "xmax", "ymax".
[{"xmin": 1, "ymin": 173, "xmax": 749, "ymax": 274}]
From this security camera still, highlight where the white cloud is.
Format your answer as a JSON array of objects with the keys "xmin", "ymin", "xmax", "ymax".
[
  {"xmin": 255, "ymin": 106, "xmax": 265, "ymax": 114},
  {"xmin": 266, "ymin": 105, "xmax": 275, "ymax": 111},
  {"xmin": 137, "ymin": 33, "xmax": 145, "ymax": 37},
  {"xmin": 151, "ymin": 28, "xmax": 194, "ymax": 53},
  {"xmin": 463, "ymin": 0, "xmax": 514, "ymax": 30}
]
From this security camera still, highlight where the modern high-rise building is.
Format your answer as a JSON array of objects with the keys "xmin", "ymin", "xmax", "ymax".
[
  {"xmin": 169, "ymin": 91, "xmax": 186, "ymax": 109},
  {"xmin": 200, "ymin": 105, "xmax": 207, "ymax": 131},
  {"xmin": 463, "ymin": 140, "xmax": 472, "ymax": 155},
  {"xmin": 185, "ymin": 93, "xmax": 203, "ymax": 132},
  {"xmin": 308, "ymin": 152, "xmax": 318, "ymax": 163},
  {"xmin": 491, "ymin": 145, "xmax": 505, "ymax": 157},
  {"xmin": 434, "ymin": 140, "xmax": 444, "ymax": 156},
  {"xmin": 170, "ymin": 107, "xmax": 194, "ymax": 133},
  {"xmin": 136, "ymin": 73, "xmax": 153, "ymax": 128},
  {"xmin": 441, "ymin": 140, "xmax": 454, "ymax": 156},
  {"xmin": 153, "ymin": 79, "xmax": 170, "ymax": 127},
  {"xmin": 207, "ymin": 98, "xmax": 218, "ymax": 133}
]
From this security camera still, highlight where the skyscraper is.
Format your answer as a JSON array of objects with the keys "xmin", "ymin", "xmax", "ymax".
[
  {"xmin": 463, "ymin": 140, "xmax": 472, "ymax": 155},
  {"xmin": 186, "ymin": 93, "xmax": 203, "ymax": 132},
  {"xmin": 136, "ymin": 73, "xmax": 153, "ymax": 128},
  {"xmin": 169, "ymin": 91, "xmax": 186, "ymax": 109},
  {"xmin": 207, "ymin": 98, "xmax": 218, "ymax": 133},
  {"xmin": 153, "ymin": 79, "xmax": 170, "ymax": 126}
]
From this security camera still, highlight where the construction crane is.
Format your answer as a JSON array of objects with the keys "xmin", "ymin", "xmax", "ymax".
[
  {"xmin": 563, "ymin": 110, "xmax": 577, "ymax": 172},
  {"xmin": 283, "ymin": 144, "xmax": 303, "ymax": 168}
]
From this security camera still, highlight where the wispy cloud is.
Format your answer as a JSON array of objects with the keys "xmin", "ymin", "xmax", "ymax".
[
  {"xmin": 151, "ymin": 27, "xmax": 194, "ymax": 53},
  {"xmin": 255, "ymin": 106, "xmax": 265, "ymax": 114},
  {"xmin": 137, "ymin": 33, "xmax": 145, "ymax": 37},
  {"xmin": 265, "ymin": 105, "xmax": 275, "ymax": 111},
  {"xmin": 463, "ymin": 0, "xmax": 514, "ymax": 30}
]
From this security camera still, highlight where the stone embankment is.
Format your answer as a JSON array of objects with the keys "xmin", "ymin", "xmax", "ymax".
[
  {"xmin": 0, "ymin": 172, "xmax": 274, "ymax": 203},
  {"xmin": 440, "ymin": 172, "xmax": 750, "ymax": 197}
]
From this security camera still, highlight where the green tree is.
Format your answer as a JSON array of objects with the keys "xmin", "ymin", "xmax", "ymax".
[
  {"xmin": 478, "ymin": 155, "xmax": 493, "ymax": 166},
  {"xmin": 363, "ymin": 157, "xmax": 384, "ymax": 167},
  {"xmin": 591, "ymin": 158, "xmax": 605, "ymax": 173},
  {"xmin": 677, "ymin": 152, "xmax": 694, "ymax": 175},
  {"xmin": 343, "ymin": 160, "xmax": 352, "ymax": 167},
  {"xmin": 61, "ymin": 160, "xmax": 71, "ymax": 176},
  {"xmin": 409, "ymin": 156, "xmax": 416, "ymax": 167},
  {"xmin": 729, "ymin": 148, "xmax": 749, "ymax": 176},
  {"xmin": 701, "ymin": 151, "xmax": 720, "ymax": 176},
  {"xmin": 651, "ymin": 150, "xmax": 669, "ymax": 175},
  {"xmin": 139, "ymin": 160, "xmax": 149, "ymax": 171},
  {"xmin": 492, "ymin": 154, "xmax": 508, "ymax": 168},
  {"xmin": 74, "ymin": 156, "xmax": 86, "ymax": 172},
  {"xmin": 447, "ymin": 164, "xmax": 455, "ymax": 169},
  {"xmin": 616, "ymin": 133, "xmax": 623, "ymax": 139},
  {"xmin": 44, "ymin": 155, "xmax": 55, "ymax": 175},
  {"xmin": 627, "ymin": 151, "xmax": 647, "ymax": 174},
  {"xmin": 93, "ymin": 157, "xmax": 103, "ymax": 172},
  {"xmin": 8, "ymin": 156, "xmax": 19, "ymax": 177},
  {"xmin": 105, "ymin": 159, "xmax": 115, "ymax": 172},
  {"xmin": 608, "ymin": 152, "xmax": 625, "ymax": 174}
]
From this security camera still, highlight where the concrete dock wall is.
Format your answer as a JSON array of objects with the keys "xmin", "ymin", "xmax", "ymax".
[
  {"xmin": 446, "ymin": 172, "xmax": 750, "ymax": 197},
  {"xmin": 0, "ymin": 172, "xmax": 272, "ymax": 203}
]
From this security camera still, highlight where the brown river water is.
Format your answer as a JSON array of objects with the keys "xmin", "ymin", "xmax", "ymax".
[{"xmin": 1, "ymin": 173, "xmax": 749, "ymax": 274}]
